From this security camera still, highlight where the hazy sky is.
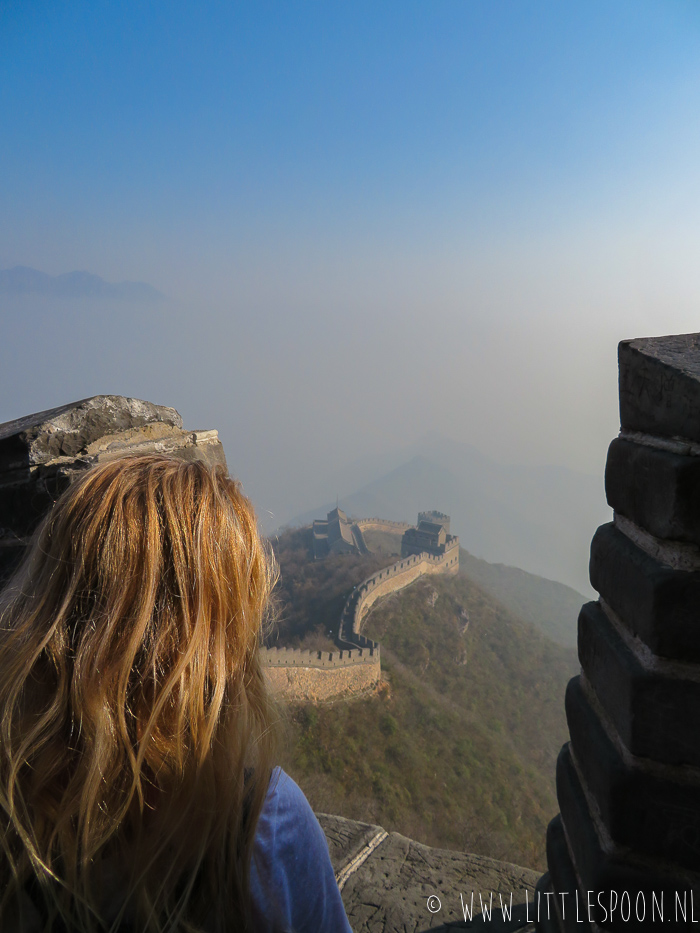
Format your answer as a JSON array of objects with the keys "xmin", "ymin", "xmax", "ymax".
[{"xmin": 3, "ymin": 2, "xmax": 700, "ymax": 527}]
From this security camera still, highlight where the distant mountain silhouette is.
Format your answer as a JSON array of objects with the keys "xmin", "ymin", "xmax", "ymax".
[
  {"xmin": 291, "ymin": 439, "xmax": 611, "ymax": 595},
  {"xmin": 0, "ymin": 265, "xmax": 164, "ymax": 301}
]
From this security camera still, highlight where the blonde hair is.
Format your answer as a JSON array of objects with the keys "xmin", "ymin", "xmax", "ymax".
[{"xmin": 0, "ymin": 455, "xmax": 278, "ymax": 932}]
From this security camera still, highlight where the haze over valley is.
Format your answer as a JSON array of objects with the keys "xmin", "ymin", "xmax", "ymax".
[{"xmin": 293, "ymin": 437, "xmax": 610, "ymax": 596}]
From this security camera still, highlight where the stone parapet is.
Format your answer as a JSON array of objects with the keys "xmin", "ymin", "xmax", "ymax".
[
  {"xmin": 261, "ymin": 635, "xmax": 383, "ymax": 703},
  {"xmin": 619, "ymin": 334, "xmax": 700, "ymax": 443},
  {"xmin": 565, "ymin": 676, "xmax": 700, "ymax": 875},
  {"xmin": 355, "ymin": 518, "xmax": 412, "ymax": 533},
  {"xmin": 0, "ymin": 396, "xmax": 226, "ymax": 580},
  {"xmin": 578, "ymin": 599, "xmax": 700, "ymax": 768},
  {"xmin": 318, "ymin": 813, "xmax": 540, "ymax": 932},
  {"xmin": 542, "ymin": 333, "xmax": 700, "ymax": 930},
  {"xmin": 589, "ymin": 522, "xmax": 700, "ymax": 663},
  {"xmin": 552, "ymin": 746, "xmax": 699, "ymax": 929}
]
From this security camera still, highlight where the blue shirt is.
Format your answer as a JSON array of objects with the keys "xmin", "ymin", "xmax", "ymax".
[{"xmin": 250, "ymin": 768, "xmax": 353, "ymax": 933}]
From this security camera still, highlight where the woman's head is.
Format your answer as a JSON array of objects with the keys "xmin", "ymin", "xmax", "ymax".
[{"xmin": 0, "ymin": 455, "xmax": 278, "ymax": 931}]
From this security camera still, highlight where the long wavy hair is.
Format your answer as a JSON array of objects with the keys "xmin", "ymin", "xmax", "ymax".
[{"xmin": 0, "ymin": 455, "xmax": 278, "ymax": 932}]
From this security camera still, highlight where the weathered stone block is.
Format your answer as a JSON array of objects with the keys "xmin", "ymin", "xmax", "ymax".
[
  {"xmin": 0, "ymin": 398, "xmax": 228, "ymax": 575},
  {"xmin": 0, "ymin": 396, "xmax": 182, "ymax": 472},
  {"xmin": 589, "ymin": 523, "xmax": 700, "ymax": 662},
  {"xmin": 566, "ymin": 676, "xmax": 700, "ymax": 873},
  {"xmin": 556, "ymin": 744, "xmax": 697, "ymax": 930},
  {"xmin": 619, "ymin": 334, "xmax": 700, "ymax": 443},
  {"xmin": 605, "ymin": 438, "xmax": 700, "ymax": 545},
  {"xmin": 578, "ymin": 600, "xmax": 700, "ymax": 767}
]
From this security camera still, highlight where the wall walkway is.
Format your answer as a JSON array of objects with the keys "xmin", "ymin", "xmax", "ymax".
[{"xmin": 338, "ymin": 537, "xmax": 459, "ymax": 648}]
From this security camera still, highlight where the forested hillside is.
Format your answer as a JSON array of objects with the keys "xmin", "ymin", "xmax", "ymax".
[
  {"xmin": 459, "ymin": 550, "xmax": 585, "ymax": 648},
  {"xmin": 267, "ymin": 527, "xmax": 387, "ymax": 649},
  {"xmin": 269, "ymin": 529, "xmax": 579, "ymax": 869}
]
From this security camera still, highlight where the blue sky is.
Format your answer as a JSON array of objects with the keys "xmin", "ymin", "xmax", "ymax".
[
  {"xmin": 2, "ymin": 1, "xmax": 700, "ymax": 528},
  {"xmin": 4, "ymin": 0, "xmax": 700, "ymax": 286}
]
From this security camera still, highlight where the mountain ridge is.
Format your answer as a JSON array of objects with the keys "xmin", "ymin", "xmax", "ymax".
[{"xmin": 0, "ymin": 265, "xmax": 165, "ymax": 301}]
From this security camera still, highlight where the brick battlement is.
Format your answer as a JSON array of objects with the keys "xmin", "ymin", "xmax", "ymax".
[
  {"xmin": 355, "ymin": 518, "xmax": 412, "ymax": 532},
  {"xmin": 261, "ymin": 644, "xmax": 380, "ymax": 669},
  {"xmin": 262, "ymin": 643, "xmax": 381, "ymax": 702}
]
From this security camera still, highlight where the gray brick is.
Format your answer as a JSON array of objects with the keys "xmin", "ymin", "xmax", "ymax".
[
  {"xmin": 589, "ymin": 523, "xmax": 700, "ymax": 662},
  {"xmin": 605, "ymin": 437, "xmax": 700, "ymax": 545},
  {"xmin": 578, "ymin": 601, "xmax": 700, "ymax": 767},
  {"xmin": 619, "ymin": 334, "xmax": 700, "ymax": 443},
  {"xmin": 567, "ymin": 676, "xmax": 700, "ymax": 873},
  {"xmin": 556, "ymin": 744, "xmax": 697, "ymax": 930}
]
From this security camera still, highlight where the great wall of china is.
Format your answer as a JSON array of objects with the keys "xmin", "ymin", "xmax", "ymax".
[
  {"xmin": 339, "ymin": 538, "xmax": 460, "ymax": 646},
  {"xmin": 264, "ymin": 529, "xmax": 460, "ymax": 702}
]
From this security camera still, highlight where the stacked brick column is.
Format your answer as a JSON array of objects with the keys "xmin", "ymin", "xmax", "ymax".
[{"xmin": 542, "ymin": 334, "xmax": 700, "ymax": 931}]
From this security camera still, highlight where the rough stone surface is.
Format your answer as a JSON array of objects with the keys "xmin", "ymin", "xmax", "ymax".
[
  {"xmin": 0, "ymin": 397, "xmax": 227, "ymax": 580},
  {"xmin": 619, "ymin": 334, "xmax": 700, "ymax": 443},
  {"xmin": 317, "ymin": 814, "xmax": 540, "ymax": 932},
  {"xmin": 589, "ymin": 523, "xmax": 700, "ymax": 662},
  {"xmin": 0, "ymin": 396, "xmax": 183, "ymax": 470},
  {"xmin": 566, "ymin": 676, "xmax": 700, "ymax": 873},
  {"xmin": 556, "ymin": 746, "xmax": 699, "ymax": 930},
  {"xmin": 318, "ymin": 813, "xmax": 386, "ymax": 874},
  {"xmin": 578, "ymin": 600, "xmax": 700, "ymax": 768},
  {"xmin": 605, "ymin": 437, "xmax": 700, "ymax": 545}
]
